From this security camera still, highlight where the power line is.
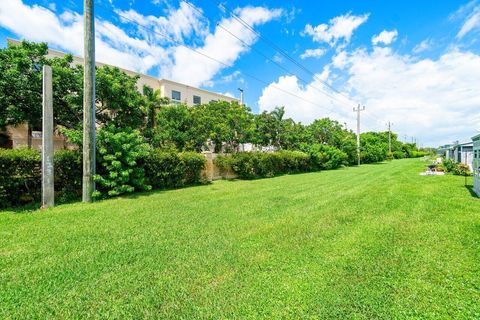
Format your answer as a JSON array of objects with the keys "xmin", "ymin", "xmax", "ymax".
[
  {"xmin": 95, "ymin": 1, "xmax": 353, "ymax": 117},
  {"xmin": 182, "ymin": 0, "xmax": 357, "ymax": 112},
  {"xmin": 206, "ymin": 0, "xmax": 359, "ymax": 106},
  {"xmin": 200, "ymin": 0, "xmax": 388, "ymax": 128}
]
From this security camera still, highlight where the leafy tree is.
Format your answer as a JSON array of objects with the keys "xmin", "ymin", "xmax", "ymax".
[
  {"xmin": 306, "ymin": 118, "xmax": 357, "ymax": 164},
  {"xmin": 278, "ymin": 118, "xmax": 306, "ymax": 150},
  {"xmin": 0, "ymin": 41, "xmax": 83, "ymax": 146},
  {"xmin": 253, "ymin": 107, "xmax": 285, "ymax": 149},
  {"xmin": 142, "ymin": 85, "xmax": 170, "ymax": 140},
  {"xmin": 154, "ymin": 104, "xmax": 204, "ymax": 151},
  {"xmin": 95, "ymin": 66, "xmax": 146, "ymax": 129},
  {"xmin": 196, "ymin": 101, "xmax": 255, "ymax": 152}
]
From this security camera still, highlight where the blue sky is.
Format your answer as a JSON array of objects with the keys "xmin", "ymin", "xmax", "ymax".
[{"xmin": 1, "ymin": 0, "xmax": 480, "ymax": 146}]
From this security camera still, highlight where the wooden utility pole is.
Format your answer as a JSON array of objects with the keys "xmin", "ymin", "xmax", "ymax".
[
  {"xmin": 42, "ymin": 65, "xmax": 54, "ymax": 208},
  {"xmin": 353, "ymin": 104, "xmax": 365, "ymax": 166},
  {"xmin": 387, "ymin": 121, "xmax": 393, "ymax": 153},
  {"xmin": 82, "ymin": 0, "xmax": 96, "ymax": 202}
]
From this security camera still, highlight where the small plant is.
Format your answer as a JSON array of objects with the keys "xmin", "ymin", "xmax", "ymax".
[
  {"xmin": 452, "ymin": 163, "xmax": 471, "ymax": 176},
  {"xmin": 442, "ymin": 159, "xmax": 455, "ymax": 172}
]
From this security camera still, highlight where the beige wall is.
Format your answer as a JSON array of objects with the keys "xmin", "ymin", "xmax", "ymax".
[
  {"xmin": 160, "ymin": 80, "xmax": 238, "ymax": 105},
  {"xmin": 4, "ymin": 39, "xmax": 239, "ymax": 151},
  {"xmin": 202, "ymin": 152, "xmax": 237, "ymax": 181},
  {"xmin": 6, "ymin": 124, "xmax": 73, "ymax": 151}
]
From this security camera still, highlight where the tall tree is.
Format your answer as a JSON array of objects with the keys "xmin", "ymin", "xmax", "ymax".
[
  {"xmin": 142, "ymin": 85, "xmax": 169, "ymax": 140},
  {"xmin": 0, "ymin": 40, "xmax": 82, "ymax": 147}
]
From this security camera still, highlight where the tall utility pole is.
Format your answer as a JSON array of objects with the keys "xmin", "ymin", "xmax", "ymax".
[
  {"xmin": 387, "ymin": 121, "xmax": 393, "ymax": 153},
  {"xmin": 42, "ymin": 65, "xmax": 54, "ymax": 208},
  {"xmin": 82, "ymin": 0, "xmax": 96, "ymax": 202},
  {"xmin": 353, "ymin": 104, "xmax": 365, "ymax": 166},
  {"xmin": 238, "ymin": 88, "xmax": 244, "ymax": 105}
]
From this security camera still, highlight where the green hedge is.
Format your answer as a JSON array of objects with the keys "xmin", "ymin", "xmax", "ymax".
[
  {"xmin": 215, "ymin": 151, "xmax": 312, "ymax": 179},
  {"xmin": 300, "ymin": 144, "xmax": 348, "ymax": 170},
  {"xmin": 0, "ymin": 147, "xmax": 206, "ymax": 208},
  {"xmin": 145, "ymin": 150, "xmax": 205, "ymax": 189},
  {"xmin": 0, "ymin": 148, "xmax": 81, "ymax": 208}
]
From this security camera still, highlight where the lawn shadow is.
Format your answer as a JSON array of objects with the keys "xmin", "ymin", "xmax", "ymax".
[{"xmin": 465, "ymin": 185, "xmax": 479, "ymax": 199}]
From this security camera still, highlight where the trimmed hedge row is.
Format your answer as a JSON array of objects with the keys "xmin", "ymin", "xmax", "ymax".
[
  {"xmin": 0, "ymin": 148, "xmax": 206, "ymax": 208},
  {"xmin": 0, "ymin": 148, "xmax": 82, "ymax": 208},
  {"xmin": 145, "ymin": 150, "xmax": 206, "ymax": 189},
  {"xmin": 214, "ymin": 148, "xmax": 346, "ymax": 180}
]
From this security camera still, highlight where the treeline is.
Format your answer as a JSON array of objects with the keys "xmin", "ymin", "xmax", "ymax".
[{"xmin": 0, "ymin": 41, "xmax": 428, "ymax": 206}]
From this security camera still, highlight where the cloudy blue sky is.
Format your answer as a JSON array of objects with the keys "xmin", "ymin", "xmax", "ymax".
[{"xmin": 1, "ymin": 0, "xmax": 480, "ymax": 146}]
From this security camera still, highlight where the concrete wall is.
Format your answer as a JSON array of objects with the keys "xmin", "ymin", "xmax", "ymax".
[
  {"xmin": 202, "ymin": 152, "xmax": 237, "ymax": 181},
  {"xmin": 5, "ymin": 124, "xmax": 73, "ymax": 151}
]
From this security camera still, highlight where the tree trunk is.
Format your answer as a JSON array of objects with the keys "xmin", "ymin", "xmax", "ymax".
[{"xmin": 27, "ymin": 123, "xmax": 32, "ymax": 149}]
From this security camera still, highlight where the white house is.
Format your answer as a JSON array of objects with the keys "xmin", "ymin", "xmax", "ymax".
[
  {"xmin": 2, "ymin": 39, "xmax": 239, "ymax": 150},
  {"xmin": 473, "ymin": 134, "xmax": 480, "ymax": 197}
]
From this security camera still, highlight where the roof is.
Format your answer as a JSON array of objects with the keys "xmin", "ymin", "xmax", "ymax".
[
  {"xmin": 472, "ymin": 133, "xmax": 480, "ymax": 141},
  {"xmin": 7, "ymin": 38, "xmax": 238, "ymax": 102}
]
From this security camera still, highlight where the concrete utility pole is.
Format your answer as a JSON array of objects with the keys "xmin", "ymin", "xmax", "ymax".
[
  {"xmin": 42, "ymin": 65, "xmax": 54, "ymax": 209},
  {"xmin": 387, "ymin": 121, "xmax": 393, "ymax": 153},
  {"xmin": 238, "ymin": 88, "xmax": 244, "ymax": 105},
  {"xmin": 82, "ymin": 0, "xmax": 96, "ymax": 202},
  {"xmin": 353, "ymin": 104, "xmax": 365, "ymax": 166}
]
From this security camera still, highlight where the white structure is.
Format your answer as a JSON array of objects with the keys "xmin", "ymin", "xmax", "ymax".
[
  {"xmin": 437, "ymin": 142, "xmax": 473, "ymax": 171},
  {"xmin": 3, "ymin": 39, "xmax": 239, "ymax": 150},
  {"xmin": 454, "ymin": 142, "xmax": 474, "ymax": 171},
  {"xmin": 473, "ymin": 134, "xmax": 480, "ymax": 197}
]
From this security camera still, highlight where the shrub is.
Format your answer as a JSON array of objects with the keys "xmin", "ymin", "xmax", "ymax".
[
  {"xmin": 0, "ymin": 148, "xmax": 81, "ymax": 208},
  {"xmin": 361, "ymin": 144, "xmax": 386, "ymax": 164},
  {"xmin": 442, "ymin": 159, "xmax": 455, "ymax": 172},
  {"xmin": 93, "ymin": 126, "xmax": 151, "ymax": 199},
  {"xmin": 145, "ymin": 150, "xmax": 206, "ymax": 189},
  {"xmin": 452, "ymin": 163, "xmax": 471, "ymax": 176},
  {"xmin": 179, "ymin": 152, "xmax": 206, "ymax": 185},
  {"xmin": 393, "ymin": 151, "xmax": 406, "ymax": 159},
  {"xmin": 0, "ymin": 148, "xmax": 41, "ymax": 207},
  {"xmin": 54, "ymin": 150, "xmax": 82, "ymax": 202},
  {"xmin": 276, "ymin": 150, "xmax": 311, "ymax": 173},
  {"xmin": 215, "ymin": 150, "xmax": 312, "ymax": 179},
  {"xmin": 300, "ymin": 144, "xmax": 348, "ymax": 170}
]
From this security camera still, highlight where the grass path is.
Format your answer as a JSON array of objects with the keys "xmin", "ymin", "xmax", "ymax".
[{"xmin": 1, "ymin": 158, "xmax": 479, "ymax": 319}]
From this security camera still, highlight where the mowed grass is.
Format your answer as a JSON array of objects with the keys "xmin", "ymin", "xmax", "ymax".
[{"xmin": 1, "ymin": 158, "xmax": 479, "ymax": 319}]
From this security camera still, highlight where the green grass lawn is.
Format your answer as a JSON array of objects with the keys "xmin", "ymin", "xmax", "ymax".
[{"xmin": 1, "ymin": 158, "xmax": 479, "ymax": 319}]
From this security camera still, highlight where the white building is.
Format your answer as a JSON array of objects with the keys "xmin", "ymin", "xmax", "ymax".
[
  {"xmin": 2, "ymin": 39, "xmax": 239, "ymax": 150},
  {"xmin": 473, "ymin": 134, "xmax": 480, "ymax": 197}
]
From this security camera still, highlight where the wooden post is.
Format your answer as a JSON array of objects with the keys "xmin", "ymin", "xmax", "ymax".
[
  {"xmin": 42, "ymin": 65, "xmax": 54, "ymax": 208},
  {"xmin": 82, "ymin": 0, "xmax": 96, "ymax": 202}
]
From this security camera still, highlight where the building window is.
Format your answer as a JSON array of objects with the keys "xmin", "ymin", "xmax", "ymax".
[
  {"xmin": 171, "ymin": 90, "xmax": 181, "ymax": 101},
  {"xmin": 193, "ymin": 95, "xmax": 201, "ymax": 105}
]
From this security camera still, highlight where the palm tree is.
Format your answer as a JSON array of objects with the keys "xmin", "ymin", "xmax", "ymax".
[{"xmin": 142, "ymin": 85, "xmax": 169, "ymax": 138}]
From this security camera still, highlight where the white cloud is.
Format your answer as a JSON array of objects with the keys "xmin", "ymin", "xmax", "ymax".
[
  {"xmin": 0, "ymin": 0, "xmax": 281, "ymax": 88},
  {"xmin": 371, "ymin": 29, "xmax": 398, "ymax": 46},
  {"xmin": 0, "ymin": 0, "xmax": 168, "ymax": 73},
  {"xmin": 303, "ymin": 12, "xmax": 369, "ymax": 46},
  {"xmin": 115, "ymin": 2, "xmax": 209, "ymax": 43},
  {"xmin": 258, "ymin": 47, "xmax": 480, "ymax": 146},
  {"xmin": 457, "ymin": 4, "xmax": 480, "ymax": 39},
  {"xmin": 412, "ymin": 39, "xmax": 433, "ymax": 54},
  {"xmin": 300, "ymin": 48, "xmax": 326, "ymax": 59},
  {"xmin": 161, "ymin": 6, "xmax": 282, "ymax": 87}
]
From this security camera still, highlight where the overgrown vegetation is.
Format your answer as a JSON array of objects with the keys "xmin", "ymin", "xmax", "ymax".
[{"xmin": 0, "ymin": 40, "xmax": 429, "ymax": 206}]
